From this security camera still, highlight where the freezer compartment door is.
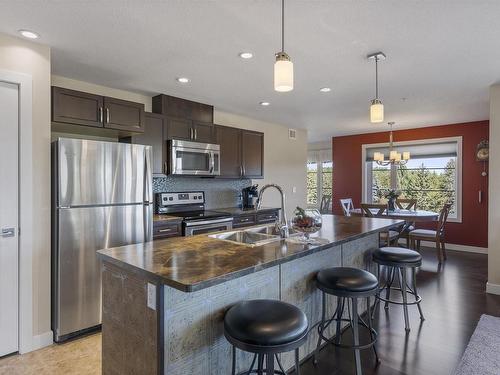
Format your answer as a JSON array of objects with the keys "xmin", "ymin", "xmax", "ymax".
[
  {"xmin": 54, "ymin": 204, "xmax": 152, "ymax": 340},
  {"xmin": 56, "ymin": 138, "xmax": 152, "ymax": 207}
]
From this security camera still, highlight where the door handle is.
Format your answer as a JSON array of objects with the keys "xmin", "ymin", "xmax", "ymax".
[
  {"xmin": 99, "ymin": 107, "xmax": 103, "ymax": 123},
  {"xmin": 194, "ymin": 128, "xmax": 197, "ymax": 140},
  {"xmin": 1, "ymin": 228, "xmax": 15, "ymax": 237},
  {"xmin": 106, "ymin": 108, "xmax": 110, "ymax": 123}
]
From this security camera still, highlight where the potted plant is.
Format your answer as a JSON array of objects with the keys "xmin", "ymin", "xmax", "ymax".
[{"xmin": 384, "ymin": 189, "xmax": 401, "ymax": 212}]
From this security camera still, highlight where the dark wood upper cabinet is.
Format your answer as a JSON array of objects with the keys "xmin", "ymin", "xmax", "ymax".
[
  {"xmin": 193, "ymin": 122, "xmax": 214, "ymax": 143},
  {"xmin": 52, "ymin": 86, "xmax": 145, "ymax": 133},
  {"xmin": 241, "ymin": 130, "xmax": 264, "ymax": 178},
  {"xmin": 215, "ymin": 125, "xmax": 242, "ymax": 178},
  {"xmin": 165, "ymin": 117, "xmax": 192, "ymax": 141},
  {"xmin": 152, "ymin": 94, "xmax": 214, "ymax": 143},
  {"xmin": 103, "ymin": 97, "xmax": 145, "ymax": 132},
  {"xmin": 52, "ymin": 87, "xmax": 104, "ymax": 128},
  {"xmin": 124, "ymin": 113, "xmax": 165, "ymax": 174}
]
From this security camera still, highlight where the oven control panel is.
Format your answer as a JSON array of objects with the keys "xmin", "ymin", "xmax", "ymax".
[{"xmin": 157, "ymin": 192, "xmax": 205, "ymax": 207}]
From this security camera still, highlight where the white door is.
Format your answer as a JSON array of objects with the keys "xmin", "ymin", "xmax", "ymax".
[{"xmin": 0, "ymin": 81, "xmax": 19, "ymax": 356}]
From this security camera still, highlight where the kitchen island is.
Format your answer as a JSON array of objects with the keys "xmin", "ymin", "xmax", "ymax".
[{"xmin": 97, "ymin": 215, "xmax": 402, "ymax": 375}]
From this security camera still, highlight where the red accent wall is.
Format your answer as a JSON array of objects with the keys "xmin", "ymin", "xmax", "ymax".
[{"xmin": 332, "ymin": 121, "xmax": 489, "ymax": 248}]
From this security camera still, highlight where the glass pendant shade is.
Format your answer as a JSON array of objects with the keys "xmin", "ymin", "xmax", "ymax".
[
  {"xmin": 370, "ymin": 99, "xmax": 384, "ymax": 123},
  {"xmin": 403, "ymin": 152, "xmax": 411, "ymax": 160},
  {"xmin": 274, "ymin": 53, "xmax": 294, "ymax": 92}
]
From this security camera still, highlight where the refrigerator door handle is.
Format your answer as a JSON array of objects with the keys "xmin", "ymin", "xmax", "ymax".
[{"xmin": 143, "ymin": 146, "xmax": 153, "ymax": 204}]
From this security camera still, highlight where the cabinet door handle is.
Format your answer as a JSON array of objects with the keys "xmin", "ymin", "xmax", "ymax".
[
  {"xmin": 194, "ymin": 128, "xmax": 197, "ymax": 140},
  {"xmin": 106, "ymin": 108, "xmax": 110, "ymax": 123},
  {"xmin": 164, "ymin": 161, "xmax": 168, "ymax": 174},
  {"xmin": 242, "ymin": 165, "xmax": 246, "ymax": 176},
  {"xmin": 190, "ymin": 128, "xmax": 193, "ymax": 140},
  {"xmin": 240, "ymin": 165, "xmax": 243, "ymax": 176},
  {"xmin": 158, "ymin": 228, "xmax": 173, "ymax": 233},
  {"xmin": 99, "ymin": 107, "xmax": 103, "ymax": 123}
]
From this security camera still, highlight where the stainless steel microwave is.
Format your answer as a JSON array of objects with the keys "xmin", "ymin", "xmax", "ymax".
[{"xmin": 169, "ymin": 139, "xmax": 220, "ymax": 176}]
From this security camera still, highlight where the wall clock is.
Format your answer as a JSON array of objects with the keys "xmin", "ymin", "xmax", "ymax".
[{"xmin": 476, "ymin": 140, "xmax": 489, "ymax": 161}]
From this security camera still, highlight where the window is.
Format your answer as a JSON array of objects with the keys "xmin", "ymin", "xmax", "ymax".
[
  {"xmin": 307, "ymin": 150, "xmax": 332, "ymax": 207},
  {"xmin": 363, "ymin": 137, "xmax": 462, "ymax": 221}
]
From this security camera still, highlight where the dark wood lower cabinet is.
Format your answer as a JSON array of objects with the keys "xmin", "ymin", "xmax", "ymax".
[{"xmin": 232, "ymin": 209, "xmax": 280, "ymax": 228}]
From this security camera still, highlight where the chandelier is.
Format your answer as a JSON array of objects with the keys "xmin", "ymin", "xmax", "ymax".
[{"xmin": 373, "ymin": 122, "xmax": 411, "ymax": 166}]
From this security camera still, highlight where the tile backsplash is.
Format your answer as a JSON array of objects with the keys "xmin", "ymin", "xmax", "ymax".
[{"xmin": 153, "ymin": 176, "xmax": 253, "ymax": 209}]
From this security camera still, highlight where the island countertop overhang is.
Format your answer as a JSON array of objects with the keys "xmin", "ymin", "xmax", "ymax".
[{"xmin": 97, "ymin": 215, "xmax": 403, "ymax": 292}]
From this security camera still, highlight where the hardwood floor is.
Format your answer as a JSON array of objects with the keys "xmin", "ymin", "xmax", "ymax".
[
  {"xmin": 0, "ymin": 248, "xmax": 498, "ymax": 375},
  {"xmin": 297, "ymin": 248, "xmax": 500, "ymax": 375}
]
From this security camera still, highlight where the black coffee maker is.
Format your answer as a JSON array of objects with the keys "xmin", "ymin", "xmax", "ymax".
[{"xmin": 242, "ymin": 185, "xmax": 259, "ymax": 209}]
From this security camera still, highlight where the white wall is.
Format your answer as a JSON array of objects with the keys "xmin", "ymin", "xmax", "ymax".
[
  {"xmin": 214, "ymin": 111, "xmax": 307, "ymax": 218},
  {"xmin": 488, "ymin": 85, "xmax": 500, "ymax": 295},
  {"xmin": 0, "ymin": 33, "xmax": 51, "ymax": 345}
]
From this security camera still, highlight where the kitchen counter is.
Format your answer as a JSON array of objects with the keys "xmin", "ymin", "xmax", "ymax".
[
  {"xmin": 98, "ymin": 214, "xmax": 402, "ymax": 375},
  {"xmin": 98, "ymin": 215, "xmax": 401, "ymax": 292}
]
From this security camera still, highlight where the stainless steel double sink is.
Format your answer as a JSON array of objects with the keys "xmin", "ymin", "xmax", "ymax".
[{"xmin": 208, "ymin": 224, "xmax": 300, "ymax": 247}]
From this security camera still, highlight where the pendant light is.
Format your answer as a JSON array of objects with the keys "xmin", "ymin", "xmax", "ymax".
[
  {"xmin": 274, "ymin": 0, "xmax": 293, "ymax": 92},
  {"xmin": 367, "ymin": 52, "xmax": 386, "ymax": 123}
]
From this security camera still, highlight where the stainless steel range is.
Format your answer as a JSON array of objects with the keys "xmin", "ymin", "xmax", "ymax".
[{"xmin": 156, "ymin": 192, "xmax": 233, "ymax": 236}]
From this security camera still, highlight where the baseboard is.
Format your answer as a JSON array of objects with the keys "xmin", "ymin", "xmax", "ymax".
[
  {"xmin": 486, "ymin": 282, "xmax": 500, "ymax": 296},
  {"xmin": 405, "ymin": 240, "xmax": 488, "ymax": 254},
  {"xmin": 31, "ymin": 330, "xmax": 53, "ymax": 352}
]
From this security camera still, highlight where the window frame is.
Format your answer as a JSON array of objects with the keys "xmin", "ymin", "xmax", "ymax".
[
  {"xmin": 307, "ymin": 151, "xmax": 332, "ymax": 208},
  {"xmin": 361, "ymin": 136, "xmax": 463, "ymax": 223}
]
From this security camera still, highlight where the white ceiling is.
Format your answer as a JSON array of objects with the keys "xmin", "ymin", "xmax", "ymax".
[{"xmin": 1, "ymin": 0, "xmax": 499, "ymax": 141}]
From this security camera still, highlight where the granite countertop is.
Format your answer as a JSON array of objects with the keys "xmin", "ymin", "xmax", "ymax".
[
  {"xmin": 98, "ymin": 215, "xmax": 402, "ymax": 293},
  {"xmin": 215, "ymin": 206, "xmax": 280, "ymax": 215}
]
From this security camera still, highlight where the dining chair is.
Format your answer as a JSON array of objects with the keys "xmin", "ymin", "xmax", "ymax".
[
  {"xmin": 396, "ymin": 198, "xmax": 418, "ymax": 247},
  {"xmin": 409, "ymin": 203, "xmax": 452, "ymax": 263},
  {"xmin": 320, "ymin": 195, "xmax": 332, "ymax": 214},
  {"xmin": 360, "ymin": 203, "xmax": 399, "ymax": 246},
  {"xmin": 396, "ymin": 198, "xmax": 417, "ymax": 210},
  {"xmin": 339, "ymin": 198, "xmax": 354, "ymax": 216}
]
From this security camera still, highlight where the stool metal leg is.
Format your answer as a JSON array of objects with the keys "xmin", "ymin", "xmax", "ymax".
[
  {"xmin": 265, "ymin": 354, "xmax": 274, "ymax": 375},
  {"xmin": 412, "ymin": 267, "xmax": 425, "ymax": 321},
  {"xmin": 257, "ymin": 354, "xmax": 264, "ymax": 375},
  {"xmin": 366, "ymin": 296, "xmax": 379, "ymax": 364},
  {"xmin": 351, "ymin": 298, "xmax": 363, "ymax": 375},
  {"xmin": 385, "ymin": 267, "xmax": 395, "ymax": 310},
  {"xmin": 231, "ymin": 346, "xmax": 236, "ymax": 375},
  {"xmin": 399, "ymin": 267, "xmax": 410, "ymax": 332},
  {"xmin": 313, "ymin": 291, "xmax": 326, "ymax": 364},
  {"xmin": 335, "ymin": 297, "xmax": 345, "ymax": 345},
  {"xmin": 295, "ymin": 348, "xmax": 301, "ymax": 375}
]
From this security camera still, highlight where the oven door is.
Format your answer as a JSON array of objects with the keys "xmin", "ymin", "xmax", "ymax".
[
  {"xmin": 184, "ymin": 217, "xmax": 233, "ymax": 236},
  {"xmin": 170, "ymin": 140, "xmax": 220, "ymax": 176}
]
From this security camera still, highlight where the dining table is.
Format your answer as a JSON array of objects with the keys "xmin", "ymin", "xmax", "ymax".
[{"xmin": 349, "ymin": 208, "xmax": 439, "ymax": 223}]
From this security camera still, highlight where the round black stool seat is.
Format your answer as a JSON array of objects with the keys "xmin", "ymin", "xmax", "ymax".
[
  {"xmin": 373, "ymin": 247, "xmax": 422, "ymax": 267},
  {"xmin": 316, "ymin": 267, "xmax": 378, "ymax": 297},
  {"xmin": 224, "ymin": 299, "xmax": 308, "ymax": 348}
]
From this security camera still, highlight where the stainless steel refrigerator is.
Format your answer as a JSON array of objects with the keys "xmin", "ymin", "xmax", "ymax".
[{"xmin": 51, "ymin": 138, "xmax": 153, "ymax": 342}]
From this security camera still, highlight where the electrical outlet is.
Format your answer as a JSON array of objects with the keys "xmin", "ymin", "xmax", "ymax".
[
  {"xmin": 147, "ymin": 283, "xmax": 156, "ymax": 310},
  {"xmin": 292, "ymin": 186, "xmax": 297, "ymax": 193}
]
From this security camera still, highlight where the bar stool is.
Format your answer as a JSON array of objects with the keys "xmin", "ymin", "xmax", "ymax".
[
  {"xmin": 224, "ymin": 299, "xmax": 309, "ymax": 375},
  {"xmin": 314, "ymin": 267, "xmax": 379, "ymax": 375},
  {"xmin": 372, "ymin": 247, "xmax": 425, "ymax": 332}
]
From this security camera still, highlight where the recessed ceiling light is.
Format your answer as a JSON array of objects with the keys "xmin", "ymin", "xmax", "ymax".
[
  {"xmin": 259, "ymin": 101, "xmax": 270, "ymax": 106},
  {"xmin": 18, "ymin": 29, "xmax": 39, "ymax": 39},
  {"xmin": 239, "ymin": 52, "xmax": 253, "ymax": 59},
  {"xmin": 176, "ymin": 77, "xmax": 190, "ymax": 83},
  {"xmin": 319, "ymin": 87, "xmax": 331, "ymax": 93}
]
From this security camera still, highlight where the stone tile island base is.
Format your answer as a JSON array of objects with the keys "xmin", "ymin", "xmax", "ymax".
[{"xmin": 101, "ymin": 233, "xmax": 379, "ymax": 375}]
